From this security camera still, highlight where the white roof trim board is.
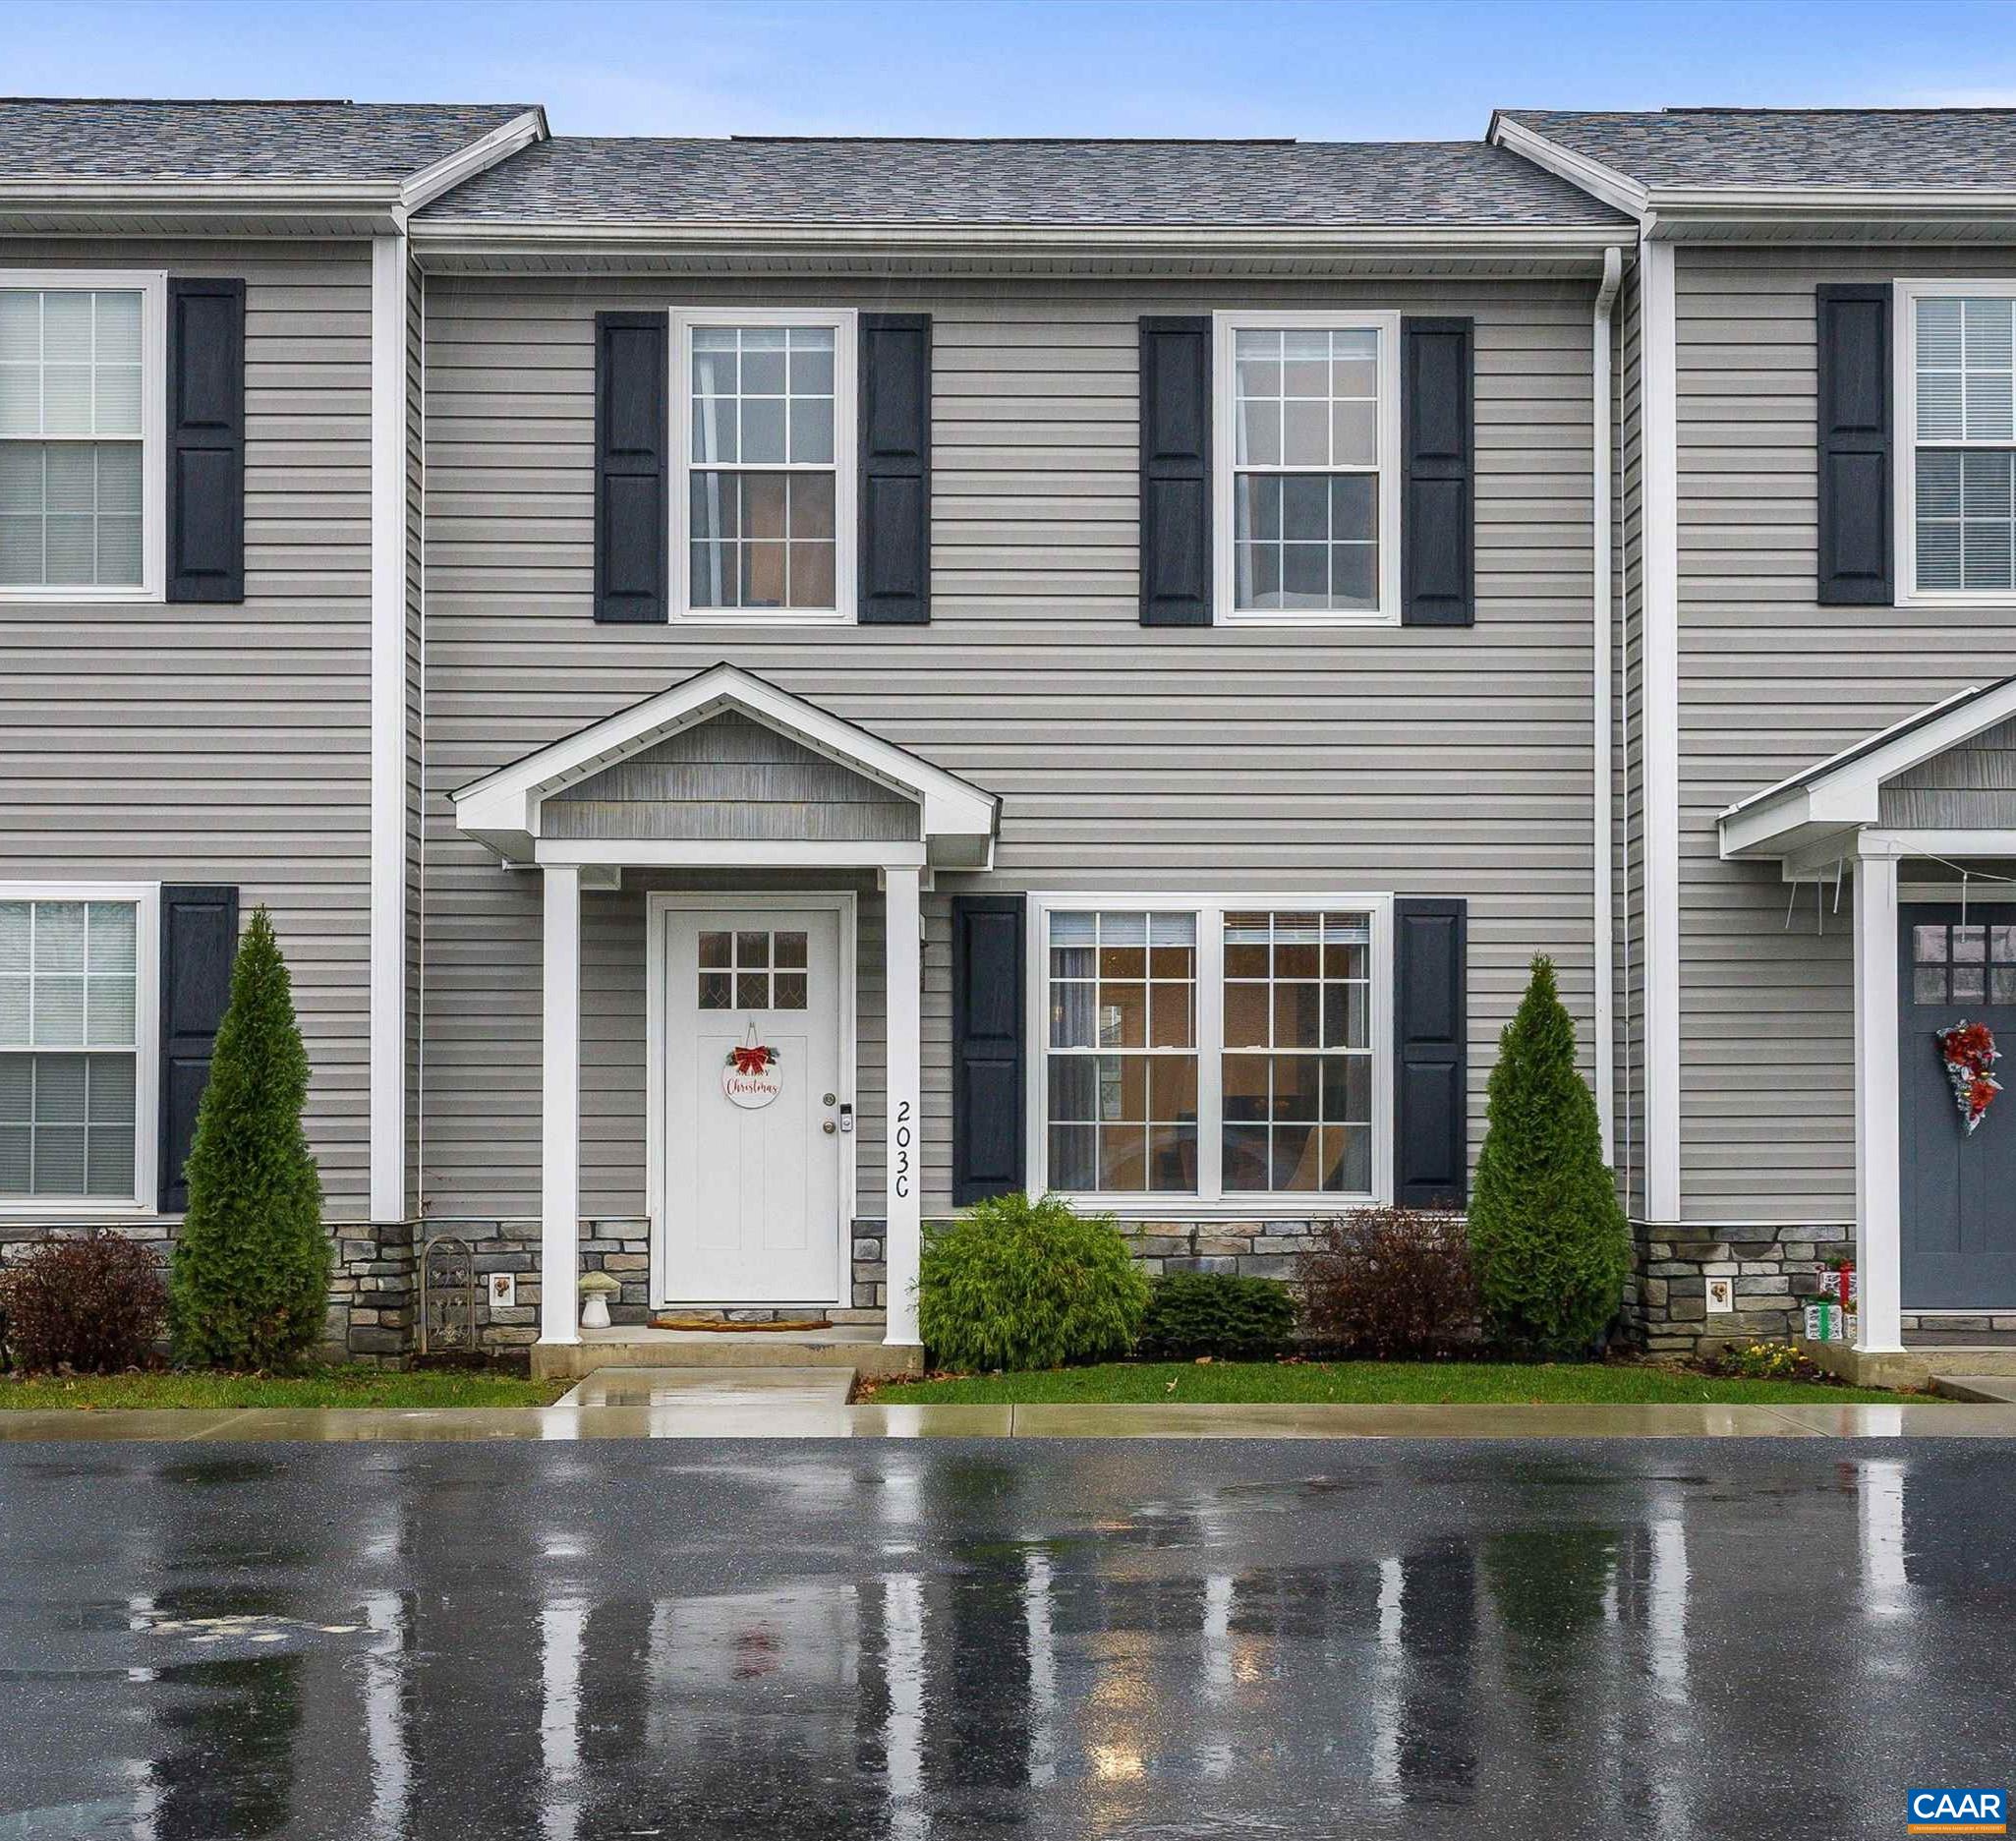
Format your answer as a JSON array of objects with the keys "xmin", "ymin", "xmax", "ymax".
[
  {"xmin": 452, "ymin": 662, "xmax": 999, "ymax": 870},
  {"xmin": 1719, "ymin": 676, "xmax": 2016, "ymax": 860}
]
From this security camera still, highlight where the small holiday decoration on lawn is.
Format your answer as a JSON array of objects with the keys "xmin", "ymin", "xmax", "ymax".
[
  {"xmin": 722, "ymin": 1026, "xmax": 783, "ymax": 1110},
  {"xmin": 1934, "ymin": 1020, "xmax": 2002, "ymax": 1134}
]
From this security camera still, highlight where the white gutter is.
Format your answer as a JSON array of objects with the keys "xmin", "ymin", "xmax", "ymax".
[{"xmin": 1592, "ymin": 246, "xmax": 1622, "ymax": 1163}]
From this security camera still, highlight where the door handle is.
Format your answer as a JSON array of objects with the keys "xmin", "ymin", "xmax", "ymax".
[{"xmin": 822, "ymin": 1120, "xmax": 837, "ymax": 1135}]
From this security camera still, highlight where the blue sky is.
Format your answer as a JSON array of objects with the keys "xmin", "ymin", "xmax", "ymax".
[{"xmin": 9, "ymin": 0, "xmax": 2016, "ymax": 140}]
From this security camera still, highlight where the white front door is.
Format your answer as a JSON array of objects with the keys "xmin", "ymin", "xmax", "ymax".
[{"xmin": 660, "ymin": 902, "xmax": 846, "ymax": 1303}]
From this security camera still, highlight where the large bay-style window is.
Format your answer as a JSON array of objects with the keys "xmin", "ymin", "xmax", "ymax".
[
  {"xmin": 1032, "ymin": 894, "xmax": 1392, "ymax": 1208},
  {"xmin": 1214, "ymin": 312, "xmax": 1401, "ymax": 625},
  {"xmin": 0, "ymin": 886, "xmax": 157, "ymax": 1208},
  {"xmin": 0, "ymin": 274, "xmax": 164, "ymax": 599},
  {"xmin": 1903, "ymin": 282, "xmax": 2016, "ymax": 599},
  {"xmin": 672, "ymin": 308, "xmax": 856, "ymax": 623}
]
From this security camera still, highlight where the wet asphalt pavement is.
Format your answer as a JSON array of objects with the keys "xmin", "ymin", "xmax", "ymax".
[{"xmin": 3, "ymin": 1437, "xmax": 2014, "ymax": 1841}]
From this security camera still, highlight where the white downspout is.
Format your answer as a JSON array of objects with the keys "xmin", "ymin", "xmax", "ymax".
[{"xmin": 1592, "ymin": 246, "xmax": 1622, "ymax": 1163}]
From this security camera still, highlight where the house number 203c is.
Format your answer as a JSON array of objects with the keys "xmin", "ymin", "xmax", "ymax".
[{"xmin": 893, "ymin": 1100, "xmax": 913, "ymax": 1200}]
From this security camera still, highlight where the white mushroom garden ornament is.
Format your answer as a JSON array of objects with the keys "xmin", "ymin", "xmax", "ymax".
[{"xmin": 578, "ymin": 1268, "xmax": 621, "ymax": 1330}]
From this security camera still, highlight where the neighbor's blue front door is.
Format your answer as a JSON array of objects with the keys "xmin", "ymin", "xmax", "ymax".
[{"xmin": 1900, "ymin": 904, "xmax": 2016, "ymax": 1309}]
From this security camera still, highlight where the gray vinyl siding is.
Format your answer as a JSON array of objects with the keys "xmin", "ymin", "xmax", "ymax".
[
  {"xmin": 544, "ymin": 714, "xmax": 920, "ymax": 842},
  {"xmin": 1674, "ymin": 245, "xmax": 2016, "ymax": 1221},
  {"xmin": 421, "ymin": 271, "xmax": 1603, "ymax": 1220},
  {"xmin": 1879, "ymin": 716, "xmax": 2016, "ymax": 825},
  {"xmin": 1616, "ymin": 258, "xmax": 1646, "ymax": 1220},
  {"xmin": 0, "ymin": 237, "xmax": 375, "ymax": 1217},
  {"xmin": 406, "ymin": 259, "xmax": 427, "ymax": 1213}
]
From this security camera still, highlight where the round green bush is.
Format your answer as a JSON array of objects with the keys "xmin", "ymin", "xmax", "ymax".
[
  {"xmin": 1137, "ymin": 1271, "xmax": 1296, "ymax": 1359},
  {"xmin": 919, "ymin": 1191, "xmax": 1149, "ymax": 1372}
]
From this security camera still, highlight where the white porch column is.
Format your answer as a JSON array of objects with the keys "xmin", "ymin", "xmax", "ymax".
[
  {"xmin": 541, "ymin": 864, "xmax": 582, "ymax": 1346},
  {"xmin": 883, "ymin": 867, "xmax": 923, "ymax": 1346},
  {"xmin": 1853, "ymin": 847, "xmax": 1904, "ymax": 1353}
]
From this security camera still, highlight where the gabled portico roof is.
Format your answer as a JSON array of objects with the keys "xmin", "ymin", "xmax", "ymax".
[
  {"xmin": 452, "ymin": 662, "xmax": 998, "ymax": 870},
  {"xmin": 1720, "ymin": 673, "xmax": 2016, "ymax": 861}
]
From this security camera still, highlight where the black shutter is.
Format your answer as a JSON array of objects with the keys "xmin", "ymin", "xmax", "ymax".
[
  {"xmin": 1393, "ymin": 896, "xmax": 1468, "ymax": 1208},
  {"xmin": 158, "ymin": 885, "xmax": 239, "ymax": 1212},
  {"xmin": 1401, "ymin": 316, "xmax": 1474, "ymax": 627},
  {"xmin": 166, "ymin": 277, "xmax": 245, "ymax": 604},
  {"xmin": 859, "ymin": 313, "xmax": 932, "ymax": 624},
  {"xmin": 951, "ymin": 894, "xmax": 1025, "ymax": 1206},
  {"xmin": 1139, "ymin": 316, "xmax": 1212, "ymax": 625},
  {"xmin": 1816, "ymin": 283, "xmax": 1893, "ymax": 604},
  {"xmin": 594, "ymin": 311, "xmax": 668, "ymax": 623}
]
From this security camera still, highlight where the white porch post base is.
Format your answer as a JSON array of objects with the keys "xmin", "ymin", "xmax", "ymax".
[
  {"xmin": 541, "ymin": 864, "xmax": 583, "ymax": 1346},
  {"xmin": 883, "ymin": 867, "xmax": 923, "ymax": 1346},
  {"xmin": 1853, "ymin": 847, "xmax": 1904, "ymax": 1354}
]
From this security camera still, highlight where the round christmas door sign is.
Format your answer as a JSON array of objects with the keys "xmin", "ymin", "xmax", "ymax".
[{"xmin": 723, "ymin": 1037, "xmax": 782, "ymax": 1110}]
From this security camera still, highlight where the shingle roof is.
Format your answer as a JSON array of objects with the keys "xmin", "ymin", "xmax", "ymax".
[
  {"xmin": 0, "ymin": 97, "xmax": 537, "ymax": 183},
  {"xmin": 1500, "ymin": 108, "xmax": 2016, "ymax": 192},
  {"xmin": 415, "ymin": 136, "xmax": 1632, "ymax": 228}
]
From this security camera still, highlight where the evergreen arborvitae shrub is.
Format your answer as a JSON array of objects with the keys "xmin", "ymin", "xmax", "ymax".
[
  {"xmin": 919, "ymin": 1191, "xmax": 1149, "ymax": 1371},
  {"xmin": 168, "ymin": 907, "xmax": 329, "ymax": 1369},
  {"xmin": 1467, "ymin": 954, "xmax": 1628, "ymax": 1357},
  {"xmin": 1137, "ymin": 1271, "xmax": 1296, "ymax": 1360}
]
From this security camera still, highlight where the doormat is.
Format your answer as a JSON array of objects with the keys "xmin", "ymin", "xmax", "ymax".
[{"xmin": 650, "ymin": 1316, "xmax": 833, "ymax": 1333}]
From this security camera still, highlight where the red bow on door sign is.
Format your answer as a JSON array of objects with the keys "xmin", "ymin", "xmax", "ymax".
[{"xmin": 728, "ymin": 1043, "xmax": 779, "ymax": 1076}]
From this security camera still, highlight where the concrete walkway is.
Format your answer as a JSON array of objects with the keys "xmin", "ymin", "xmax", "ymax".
[{"xmin": 4, "ymin": 1366, "xmax": 2016, "ymax": 1441}]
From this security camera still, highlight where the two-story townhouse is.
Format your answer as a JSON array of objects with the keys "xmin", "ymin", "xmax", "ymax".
[
  {"xmin": 0, "ymin": 98, "xmax": 544, "ymax": 1352},
  {"xmin": 1501, "ymin": 108, "xmax": 2016, "ymax": 1375},
  {"xmin": 405, "ymin": 135, "xmax": 1638, "ymax": 1369}
]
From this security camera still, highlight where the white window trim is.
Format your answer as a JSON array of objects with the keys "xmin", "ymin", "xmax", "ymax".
[
  {"xmin": 1893, "ymin": 277, "xmax": 2016, "ymax": 608},
  {"xmin": 0, "ymin": 880, "xmax": 159, "ymax": 1216},
  {"xmin": 1211, "ymin": 310, "xmax": 1403, "ymax": 628},
  {"xmin": 667, "ymin": 305, "xmax": 858, "ymax": 627},
  {"xmin": 1023, "ymin": 891, "xmax": 1394, "ymax": 1219},
  {"xmin": 0, "ymin": 269, "xmax": 168, "ymax": 604}
]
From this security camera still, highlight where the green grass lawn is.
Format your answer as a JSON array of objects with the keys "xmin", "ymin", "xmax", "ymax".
[
  {"xmin": 0, "ymin": 1368, "xmax": 572, "ymax": 1411},
  {"xmin": 874, "ymin": 1359, "xmax": 1913, "ymax": 1409}
]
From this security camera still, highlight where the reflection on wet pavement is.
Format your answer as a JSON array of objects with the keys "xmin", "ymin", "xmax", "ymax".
[{"xmin": 3, "ymin": 1438, "xmax": 2012, "ymax": 1838}]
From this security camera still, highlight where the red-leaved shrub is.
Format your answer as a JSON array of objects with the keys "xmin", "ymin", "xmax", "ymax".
[
  {"xmin": 0, "ymin": 1232, "xmax": 167, "ymax": 1373},
  {"xmin": 1298, "ymin": 1207, "xmax": 1478, "ymax": 1358}
]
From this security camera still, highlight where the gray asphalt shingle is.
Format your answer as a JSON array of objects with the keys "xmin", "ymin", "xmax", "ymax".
[
  {"xmin": 1501, "ymin": 107, "xmax": 2016, "ymax": 192},
  {"xmin": 414, "ymin": 135, "xmax": 1632, "ymax": 227},
  {"xmin": 0, "ymin": 97, "xmax": 537, "ymax": 183}
]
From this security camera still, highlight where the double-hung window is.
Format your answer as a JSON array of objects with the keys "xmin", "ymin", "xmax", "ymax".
[
  {"xmin": 0, "ymin": 273, "xmax": 164, "ymax": 599},
  {"xmin": 1033, "ymin": 895, "xmax": 1392, "ymax": 1208},
  {"xmin": 0, "ymin": 886, "xmax": 157, "ymax": 1209},
  {"xmin": 1901, "ymin": 282, "xmax": 2016, "ymax": 599},
  {"xmin": 1214, "ymin": 312, "xmax": 1401, "ymax": 625},
  {"xmin": 672, "ymin": 308, "xmax": 856, "ymax": 623}
]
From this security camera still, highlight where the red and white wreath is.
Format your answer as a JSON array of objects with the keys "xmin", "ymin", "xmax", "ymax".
[{"xmin": 1935, "ymin": 1020, "xmax": 2002, "ymax": 1134}]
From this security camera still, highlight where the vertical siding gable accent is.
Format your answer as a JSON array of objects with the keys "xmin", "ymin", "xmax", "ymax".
[
  {"xmin": 858, "ymin": 313, "xmax": 932, "ymax": 624},
  {"xmin": 1816, "ymin": 282, "xmax": 1893, "ymax": 605},
  {"xmin": 1401, "ymin": 316, "xmax": 1474, "ymax": 627},
  {"xmin": 157, "ymin": 885, "xmax": 239, "ymax": 1212},
  {"xmin": 165, "ymin": 277, "xmax": 246, "ymax": 604},
  {"xmin": 1393, "ymin": 896, "xmax": 1468, "ymax": 1207},
  {"xmin": 1138, "ymin": 316, "xmax": 1212, "ymax": 625},
  {"xmin": 950, "ymin": 893, "xmax": 1025, "ymax": 1205},
  {"xmin": 594, "ymin": 310, "xmax": 668, "ymax": 623}
]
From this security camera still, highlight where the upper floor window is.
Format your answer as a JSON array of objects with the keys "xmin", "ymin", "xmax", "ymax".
[
  {"xmin": 0, "ymin": 887, "xmax": 157, "ymax": 1209},
  {"xmin": 1904, "ymin": 284, "xmax": 2016, "ymax": 599},
  {"xmin": 0, "ymin": 274, "xmax": 164, "ymax": 599},
  {"xmin": 1213, "ymin": 312, "xmax": 1401, "ymax": 625},
  {"xmin": 673, "ymin": 309, "xmax": 856, "ymax": 624}
]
